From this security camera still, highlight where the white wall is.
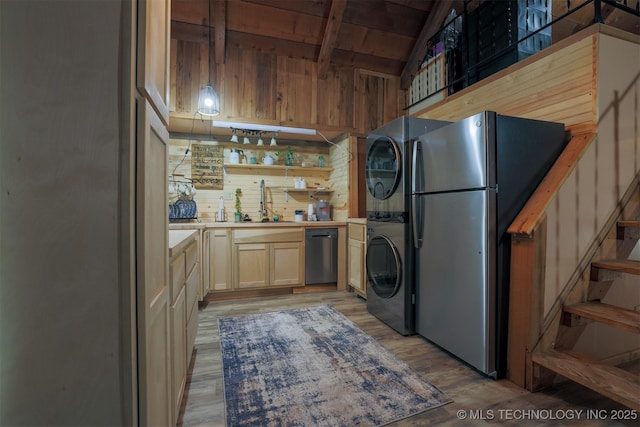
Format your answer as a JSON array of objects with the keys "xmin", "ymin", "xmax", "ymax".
[{"xmin": 0, "ymin": 1, "xmax": 133, "ymax": 425}]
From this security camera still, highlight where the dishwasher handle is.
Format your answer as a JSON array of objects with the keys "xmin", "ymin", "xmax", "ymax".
[{"xmin": 305, "ymin": 228, "xmax": 338, "ymax": 239}]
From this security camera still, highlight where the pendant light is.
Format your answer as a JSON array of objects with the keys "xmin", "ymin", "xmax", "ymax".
[
  {"xmin": 197, "ymin": 0, "xmax": 220, "ymax": 116},
  {"xmin": 197, "ymin": 84, "xmax": 219, "ymax": 116}
]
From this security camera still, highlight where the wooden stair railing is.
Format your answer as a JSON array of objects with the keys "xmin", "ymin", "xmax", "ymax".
[
  {"xmin": 531, "ymin": 224, "xmax": 640, "ymax": 410},
  {"xmin": 507, "ymin": 132, "xmax": 595, "ymax": 387},
  {"xmin": 507, "ymin": 128, "xmax": 640, "ymax": 410}
]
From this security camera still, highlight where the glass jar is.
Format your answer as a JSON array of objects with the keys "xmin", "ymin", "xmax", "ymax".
[
  {"xmin": 285, "ymin": 152, "xmax": 294, "ymax": 166},
  {"xmin": 317, "ymin": 155, "xmax": 325, "ymax": 168}
]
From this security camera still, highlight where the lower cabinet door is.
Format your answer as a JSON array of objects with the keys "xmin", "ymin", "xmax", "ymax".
[
  {"xmin": 207, "ymin": 229, "xmax": 232, "ymax": 292},
  {"xmin": 186, "ymin": 308, "xmax": 198, "ymax": 364},
  {"xmin": 235, "ymin": 243, "xmax": 269, "ymax": 288},
  {"xmin": 348, "ymin": 238, "xmax": 366, "ymax": 294},
  {"xmin": 271, "ymin": 242, "xmax": 303, "ymax": 286},
  {"xmin": 170, "ymin": 286, "xmax": 186, "ymax": 425}
]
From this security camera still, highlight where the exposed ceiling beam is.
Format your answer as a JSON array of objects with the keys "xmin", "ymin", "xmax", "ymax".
[
  {"xmin": 211, "ymin": 0, "xmax": 226, "ymax": 64},
  {"xmin": 332, "ymin": 49, "xmax": 404, "ymax": 76},
  {"xmin": 171, "ymin": 20, "xmax": 208, "ymax": 43},
  {"xmin": 170, "ymin": 24, "xmax": 404, "ymax": 76},
  {"xmin": 317, "ymin": 0, "xmax": 347, "ymax": 79},
  {"xmin": 399, "ymin": 0, "xmax": 462, "ymax": 90}
]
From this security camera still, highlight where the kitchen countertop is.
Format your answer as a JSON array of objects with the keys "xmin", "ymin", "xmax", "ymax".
[
  {"xmin": 168, "ymin": 229, "xmax": 198, "ymax": 258},
  {"xmin": 169, "ymin": 220, "xmax": 347, "ymax": 230},
  {"xmin": 346, "ymin": 218, "xmax": 367, "ymax": 224},
  {"xmin": 168, "ymin": 222, "xmax": 207, "ymax": 230}
]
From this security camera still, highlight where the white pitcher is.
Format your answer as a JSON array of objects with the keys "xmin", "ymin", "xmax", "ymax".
[{"xmin": 229, "ymin": 149, "xmax": 241, "ymax": 164}]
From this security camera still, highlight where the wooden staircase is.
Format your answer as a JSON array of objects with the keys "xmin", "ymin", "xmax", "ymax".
[{"xmin": 532, "ymin": 221, "xmax": 640, "ymax": 410}]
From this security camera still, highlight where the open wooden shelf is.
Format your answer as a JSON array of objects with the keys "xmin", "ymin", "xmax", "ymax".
[
  {"xmin": 281, "ymin": 187, "xmax": 334, "ymax": 201},
  {"xmin": 283, "ymin": 187, "xmax": 334, "ymax": 193},
  {"xmin": 224, "ymin": 164, "xmax": 333, "ymax": 174}
]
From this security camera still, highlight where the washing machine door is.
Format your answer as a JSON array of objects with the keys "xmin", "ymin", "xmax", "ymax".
[
  {"xmin": 366, "ymin": 136, "xmax": 401, "ymax": 200},
  {"xmin": 366, "ymin": 235, "xmax": 401, "ymax": 298}
]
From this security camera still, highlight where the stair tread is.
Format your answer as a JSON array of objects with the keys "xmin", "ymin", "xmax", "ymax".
[
  {"xmin": 618, "ymin": 220, "xmax": 640, "ymax": 228},
  {"xmin": 533, "ymin": 348, "xmax": 640, "ymax": 410},
  {"xmin": 564, "ymin": 301, "xmax": 640, "ymax": 333},
  {"xmin": 592, "ymin": 259, "xmax": 640, "ymax": 275}
]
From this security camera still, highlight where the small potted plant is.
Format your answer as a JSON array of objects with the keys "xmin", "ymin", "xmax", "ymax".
[
  {"xmin": 275, "ymin": 147, "xmax": 295, "ymax": 166},
  {"xmin": 234, "ymin": 188, "xmax": 242, "ymax": 222}
]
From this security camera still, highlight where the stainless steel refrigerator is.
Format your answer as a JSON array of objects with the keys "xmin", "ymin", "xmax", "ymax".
[{"xmin": 411, "ymin": 111, "xmax": 566, "ymax": 377}]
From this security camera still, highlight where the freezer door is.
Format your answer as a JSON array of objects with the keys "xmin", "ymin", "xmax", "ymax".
[
  {"xmin": 416, "ymin": 112, "xmax": 494, "ymax": 193},
  {"xmin": 415, "ymin": 189, "xmax": 496, "ymax": 376}
]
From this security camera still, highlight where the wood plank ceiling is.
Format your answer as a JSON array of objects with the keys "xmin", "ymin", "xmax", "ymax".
[{"xmin": 171, "ymin": 0, "xmax": 464, "ymax": 89}]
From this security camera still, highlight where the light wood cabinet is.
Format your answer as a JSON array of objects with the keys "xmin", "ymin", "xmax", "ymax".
[
  {"xmin": 271, "ymin": 242, "xmax": 303, "ymax": 286},
  {"xmin": 170, "ymin": 286, "xmax": 187, "ymax": 418},
  {"xmin": 233, "ymin": 228, "xmax": 304, "ymax": 290},
  {"xmin": 137, "ymin": 0, "xmax": 170, "ymax": 124},
  {"xmin": 137, "ymin": 98, "xmax": 171, "ymax": 427},
  {"xmin": 185, "ymin": 241, "xmax": 199, "ymax": 367},
  {"xmin": 205, "ymin": 229, "xmax": 232, "ymax": 292},
  {"xmin": 136, "ymin": 0, "xmax": 171, "ymax": 422},
  {"xmin": 236, "ymin": 243, "xmax": 269, "ymax": 289},
  {"xmin": 167, "ymin": 231, "xmax": 199, "ymax": 427},
  {"xmin": 347, "ymin": 222, "xmax": 367, "ymax": 297}
]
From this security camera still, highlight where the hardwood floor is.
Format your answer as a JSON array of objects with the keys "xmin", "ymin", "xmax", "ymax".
[{"xmin": 177, "ymin": 291, "xmax": 638, "ymax": 426}]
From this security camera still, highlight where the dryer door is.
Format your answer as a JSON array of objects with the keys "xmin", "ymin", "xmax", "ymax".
[
  {"xmin": 366, "ymin": 235, "xmax": 401, "ymax": 298},
  {"xmin": 365, "ymin": 136, "xmax": 401, "ymax": 200}
]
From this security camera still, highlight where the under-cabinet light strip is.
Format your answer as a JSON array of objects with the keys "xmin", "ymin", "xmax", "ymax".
[{"xmin": 211, "ymin": 120, "xmax": 317, "ymax": 135}]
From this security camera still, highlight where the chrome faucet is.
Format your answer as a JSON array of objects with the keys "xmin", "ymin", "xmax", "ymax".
[{"xmin": 259, "ymin": 179, "xmax": 267, "ymax": 220}]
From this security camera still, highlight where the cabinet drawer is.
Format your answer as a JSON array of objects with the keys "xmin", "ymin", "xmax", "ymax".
[
  {"xmin": 233, "ymin": 228, "xmax": 302, "ymax": 244},
  {"xmin": 185, "ymin": 263, "xmax": 199, "ymax": 323},
  {"xmin": 348, "ymin": 223, "xmax": 365, "ymax": 241},
  {"xmin": 169, "ymin": 252, "xmax": 185, "ymax": 302},
  {"xmin": 185, "ymin": 240, "xmax": 198, "ymax": 276}
]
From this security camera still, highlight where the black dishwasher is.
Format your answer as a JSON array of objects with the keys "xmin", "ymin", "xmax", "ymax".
[{"xmin": 305, "ymin": 228, "xmax": 338, "ymax": 284}]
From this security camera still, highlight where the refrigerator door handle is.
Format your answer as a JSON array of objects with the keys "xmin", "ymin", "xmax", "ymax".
[
  {"xmin": 412, "ymin": 194, "xmax": 423, "ymax": 248},
  {"xmin": 412, "ymin": 140, "xmax": 423, "ymax": 248},
  {"xmin": 411, "ymin": 139, "xmax": 420, "ymax": 195}
]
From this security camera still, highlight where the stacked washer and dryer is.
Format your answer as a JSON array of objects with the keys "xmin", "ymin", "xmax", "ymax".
[{"xmin": 364, "ymin": 117, "xmax": 449, "ymax": 335}]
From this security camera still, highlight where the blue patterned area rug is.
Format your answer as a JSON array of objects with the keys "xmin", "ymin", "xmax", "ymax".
[{"xmin": 219, "ymin": 304, "xmax": 452, "ymax": 426}]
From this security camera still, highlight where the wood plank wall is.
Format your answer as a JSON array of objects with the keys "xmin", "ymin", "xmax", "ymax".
[
  {"xmin": 169, "ymin": 39, "xmax": 403, "ymax": 135},
  {"xmin": 168, "ymin": 141, "xmax": 336, "ymax": 222}
]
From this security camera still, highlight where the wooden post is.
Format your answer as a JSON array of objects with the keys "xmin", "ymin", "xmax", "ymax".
[{"xmin": 507, "ymin": 217, "xmax": 547, "ymax": 388}]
